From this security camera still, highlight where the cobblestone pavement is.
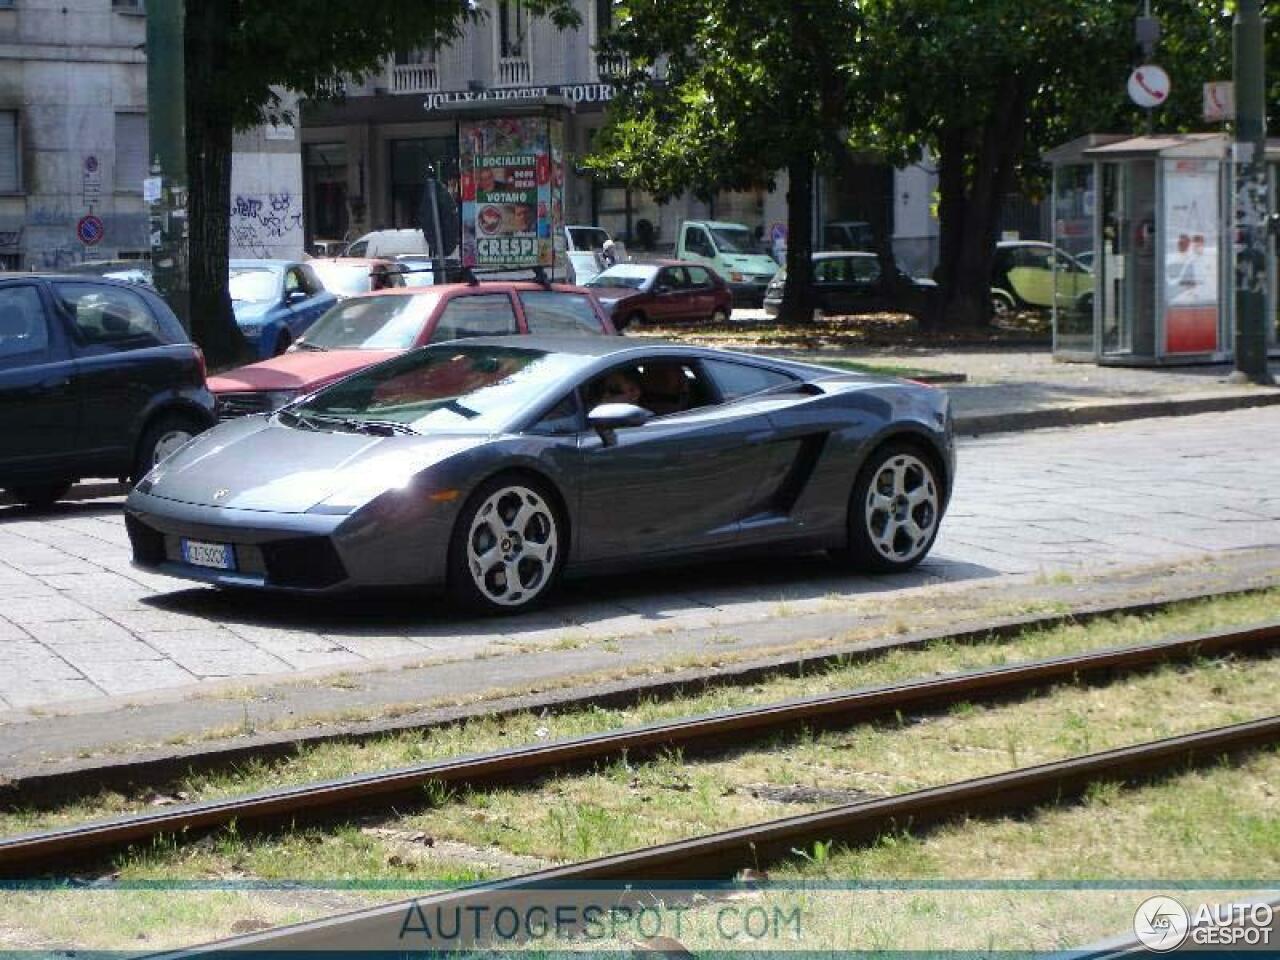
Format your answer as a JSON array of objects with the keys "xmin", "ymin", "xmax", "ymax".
[{"xmin": 0, "ymin": 406, "xmax": 1277, "ymax": 713}]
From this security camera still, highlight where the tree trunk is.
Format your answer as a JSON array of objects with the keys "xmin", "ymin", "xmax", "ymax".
[
  {"xmin": 936, "ymin": 76, "xmax": 1029, "ymax": 329},
  {"xmin": 185, "ymin": 0, "xmax": 249, "ymax": 367},
  {"xmin": 776, "ymin": 148, "xmax": 816, "ymax": 325}
]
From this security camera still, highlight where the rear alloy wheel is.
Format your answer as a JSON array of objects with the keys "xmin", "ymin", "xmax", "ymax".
[
  {"xmin": 448, "ymin": 477, "xmax": 563, "ymax": 614},
  {"xmin": 843, "ymin": 444, "xmax": 942, "ymax": 573},
  {"xmin": 709, "ymin": 307, "xmax": 730, "ymax": 324},
  {"xmin": 4, "ymin": 483, "xmax": 72, "ymax": 510},
  {"xmin": 133, "ymin": 413, "xmax": 201, "ymax": 484}
]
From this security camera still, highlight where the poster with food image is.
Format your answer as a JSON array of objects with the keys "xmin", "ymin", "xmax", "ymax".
[{"xmin": 459, "ymin": 117, "xmax": 562, "ymax": 268}]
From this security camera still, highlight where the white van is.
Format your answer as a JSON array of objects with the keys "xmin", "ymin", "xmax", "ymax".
[{"xmin": 343, "ymin": 229, "xmax": 431, "ymax": 259}]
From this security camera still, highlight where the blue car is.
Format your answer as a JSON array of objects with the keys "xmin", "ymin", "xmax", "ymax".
[{"xmin": 228, "ymin": 260, "xmax": 337, "ymax": 359}]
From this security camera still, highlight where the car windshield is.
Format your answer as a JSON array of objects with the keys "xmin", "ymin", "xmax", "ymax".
[
  {"xmin": 228, "ymin": 268, "xmax": 280, "ymax": 303},
  {"xmin": 568, "ymin": 227, "xmax": 610, "ymax": 250},
  {"xmin": 312, "ymin": 261, "xmax": 375, "ymax": 296},
  {"xmin": 288, "ymin": 344, "xmax": 587, "ymax": 434},
  {"xmin": 709, "ymin": 226, "xmax": 764, "ymax": 255},
  {"xmin": 397, "ymin": 260, "xmax": 436, "ymax": 287},
  {"xmin": 584, "ymin": 265, "xmax": 655, "ymax": 290},
  {"xmin": 298, "ymin": 293, "xmax": 442, "ymax": 351}
]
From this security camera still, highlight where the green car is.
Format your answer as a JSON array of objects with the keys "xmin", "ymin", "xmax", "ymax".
[{"xmin": 991, "ymin": 241, "xmax": 1092, "ymax": 317}]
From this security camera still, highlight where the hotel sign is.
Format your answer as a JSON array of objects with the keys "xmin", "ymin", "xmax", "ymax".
[{"xmin": 424, "ymin": 83, "xmax": 615, "ymax": 112}]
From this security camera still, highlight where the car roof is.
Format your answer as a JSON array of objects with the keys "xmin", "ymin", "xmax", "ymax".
[
  {"xmin": 312, "ymin": 257, "xmax": 398, "ymax": 267},
  {"xmin": 342, "ymin": 281, "xmax": 597, "ymax": 299},
  {"xmin": 0, "ymin": 272, "xmax": 160, "ymax": 291},
  {"xmin": 811, "ymin": 250, "xmax": 876, "ymax": 260},
  {"xmin": 690, "ymin": 220, "xmax": 751, "ymax": 230},
  {"xmin": 995, "ymin": 240, "xmax": 1054, "ymax": 249},
  {"xmin": 229, "ymin": 259, "xmax": 296, "ymax": 268}
]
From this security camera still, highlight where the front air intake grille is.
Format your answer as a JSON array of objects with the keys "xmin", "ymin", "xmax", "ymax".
[
  {"xmin": 261, "ymin": 537, "xmax": 347, "ymax": 589},
  {"xmin": 217, "ymin": 392, "xmax": 273, "ymax": 419},
  {"xmin": 124, "ymin": 514, "xmax": 166, "ymax": 565}
]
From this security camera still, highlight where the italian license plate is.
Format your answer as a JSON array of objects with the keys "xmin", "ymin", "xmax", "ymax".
[{"xmin": 181, "ymin": 539, "xmax": 236, "ymax": 571}]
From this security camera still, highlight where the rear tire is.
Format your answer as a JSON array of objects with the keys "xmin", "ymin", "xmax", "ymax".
[
  {"xmin": 133, "ymin": 412, "xmax": 203, "ymax": 484},
  {"xmin": 4, "ymin": 483, "xmax": 72, "ymax": 510},
  {"xmin": 838, "ymin": 441, "xmax": 943, "ymax": 574},
  {"xmin": 625, "ymin": 311, "xmax": 645, "ymax": 333},
  {"xmin": 446, "ymin": 474, "xmax": 565, "ymax": 615},
  {"xmin": 991, "ymin": 290, "xmax": 1015, "ymax": 320},
  {"xmin": 709, "ymin": 307, "xmax": 730, "ymax": 324}
]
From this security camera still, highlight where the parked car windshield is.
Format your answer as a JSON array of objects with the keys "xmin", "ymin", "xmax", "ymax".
[
  {"xmin": 584, "ymin": 264, "xmax": 655, "ymax": 290},
  {"xmin": 568, "ymin": 227, "xmax": 610, "ymax": 250},
  {"xmin": 297, "ymin": 293, "xmax": 442, "ymax": 351},
  {"xmin": 709, "ymin": 226, "xmax": 765, "ymax": 255},
  {"xmin": 288, "ymin": 344, "xmax": 587, "ymax": 434},
  {"xmin": 312, "ymin": 261, "xmax": 378, "ymax": 296},
  {"xmin": 228, "ymin": 268, "xmax": 280, "ymax": 303}
]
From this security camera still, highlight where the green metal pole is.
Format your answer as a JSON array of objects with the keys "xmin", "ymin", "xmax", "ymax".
[
  {"xmin": 1230, "ymin": 0, "xmax": 1274, "ymax": 384},
  {"xmin": 145, "ymin": 0, "xmax": 190, "ymax": 330}
]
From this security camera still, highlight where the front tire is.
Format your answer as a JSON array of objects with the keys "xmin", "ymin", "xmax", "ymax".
[
  {"xmin": 4, "ymin": 483, "xmax": 72, "ymax": 510},
  {"xmin": 991, "ymin": 290, "xmax": 1015, "ymax": 320},
  {"xmin": 841, "ymin": 442, "xmax": 942, "ymax": 573},
  {"xmin": 133, "ymin": 413, "xmax": 203, "ymax": 484},
  {"xmin": 447, "ymin": 475, "xmax": 565, "ymax": 614}
]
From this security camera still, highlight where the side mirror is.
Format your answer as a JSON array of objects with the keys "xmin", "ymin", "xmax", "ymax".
[
  {"xmin": 654, "ymin": 283, "xmax": 671, "ymax": 295},
  {"xmin": 588, "ymin": 402, "xmax": 652, "ymax": 447},
  {"xmin": 286, "ymin": 289, "xmax": 309, "ymax": 304}
]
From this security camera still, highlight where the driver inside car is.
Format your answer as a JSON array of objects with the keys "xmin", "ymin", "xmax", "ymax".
[{"xmin": 592, "ymin": 370, "xmax": 644, "ymax": 407}]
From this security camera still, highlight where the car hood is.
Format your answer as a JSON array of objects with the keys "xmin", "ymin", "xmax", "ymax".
[
  {"xmin": 585, "ymin": 285, "xmax": 640, "ymax": 304},
  {"xmin": 232, "ymin": 301, "xmax": 275, "ymax": 324},
  {"xmin": 141, "ymin": 415, "xmax": 484, "ymax": 513},
  {"xmin": 721, "ymin": 254, "xmax": 779, "ymax": 276},
  {"xmin": 208, "ymin": 350, "xmax": 399, "ymax": 394}
]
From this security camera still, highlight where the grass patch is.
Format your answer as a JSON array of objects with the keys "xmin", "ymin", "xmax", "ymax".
[{"xmin": 3, "ymin": 587, "xmax": 1278, "ymax": 844}]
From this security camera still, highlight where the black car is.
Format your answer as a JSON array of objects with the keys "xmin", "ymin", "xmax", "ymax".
[
  {"xmin": 763, "ymin": 252, "xmax": 936, "ymax": 318},
  {"xmin": 0, "ymin": 274, "xmax": 215, "ymax": 509}
]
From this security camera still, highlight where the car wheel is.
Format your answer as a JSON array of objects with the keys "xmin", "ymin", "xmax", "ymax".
[
  {"xmin": 991, "ymin": 290, "xmax": 1015, "ymax": 320},
  {"xmin": 447, "ymin": 474, "xmax": 565, "ymax": 614},
  {"xmin": 133, "ymin": 412, "xmax": 202, "ymax": 484},
  {"xmin": 841, "ymin": 442, "xmax": 942, "ymax": 573},
  {"xmin": 625, "ymin": 311, "xmax": 645, "ymax": 333},
  {"xmin": 4, "ymin": 483, "xmax": 72, "ymax": 510},
  {"xmin": 273, "ymin": 332, "xmax": 292, "ymax": 356},
  {"xmin": 709, "ymin": 307, "xmax": 730, "ymax": 324}
]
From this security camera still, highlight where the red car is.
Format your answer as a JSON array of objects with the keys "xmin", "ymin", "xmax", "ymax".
[
  {"xmin": 209, "ymin": 281, "xmax": 616, "ymax": 418},
  {"xmin": 583, "ymin": 260, "xmax": 733, "ymax": 330}
]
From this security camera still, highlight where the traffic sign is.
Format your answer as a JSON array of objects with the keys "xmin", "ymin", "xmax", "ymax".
[
  {"xmin": 1128, "ymin": 65, "xmax": 1170, "ymax": 108},
  {"xmin": 76, "ymin": 214, "xmax": 105, "ymax": 246},
  {"xmin": 1203, "ymin": 81, "xmax": 1234, "ymax": 121}
]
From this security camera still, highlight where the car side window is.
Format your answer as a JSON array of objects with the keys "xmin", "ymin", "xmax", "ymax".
[
  {"xmin": 656, "ymin": 267, "xmax": 681, "ymax": 290},
  {"xmin": 346, "ymin": 241, "xmax": 368, "ymax": 257},
  {"xmin": 54, "ymin": 282, "xmax": 166, "ymax": 352},
  {"xmin": 686, "ymin": 266, "xmax": 711, "ymax": 288},
  {"xmin": 430, "ymin": 294, "xmax": 519, "ymax": 342},
  {"xmin": 0, "ymin": 285, "xmax": 52, "ymax": 369},
  {"xmin": 685, "ymin": 228, "xmax": 712, "ymax": 257},
  {"xmin": 585, "ymin": 359, "xmax": 714, "ymax": 418},
  {"xmin": 815, "ymin": 259, "xmax": 845, "ymax": 283},
  {"xmin": 848, "ymin": 257, "xmax": 881, "ymax": 284},
  {"xmin": 284, "ymin": 269, "xmax": 304, "ymax": 297},
  {"xmin": 701, "ymin": 358, "xmax": 797, "ymax": 401},
  {"xmin": 519, "ymin": 292, "xmax": 602, "ymax": 335},
  {"xmin": 529, "ymin": 391, "xmax": 583, "ymax": 435}
]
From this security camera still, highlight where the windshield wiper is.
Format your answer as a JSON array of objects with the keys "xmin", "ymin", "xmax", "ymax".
[
  {"xmin": 279, "ymin": 409, "xmax": 322, "ymax": 431},
  {"xmin": 293, "ymin": 341, "xmax": 327, "ymax": 352},
  {"xmin": 335, "ymin": 417, "xmax": 418, "ymax": 437}
]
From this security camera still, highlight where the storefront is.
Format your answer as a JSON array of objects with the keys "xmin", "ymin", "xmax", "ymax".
[{"xmin": 1047, "ymin": 133, "xmax": 1280, "ymax": 365}]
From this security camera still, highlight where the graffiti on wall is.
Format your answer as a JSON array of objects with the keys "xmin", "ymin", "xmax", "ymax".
[{"xmin": 229, "ymin": 191, "xmax": 304, "ymax": 258}]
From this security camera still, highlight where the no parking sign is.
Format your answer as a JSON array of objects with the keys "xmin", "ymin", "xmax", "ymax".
[{"xmin": 76, "ymin": 214, "xmax": 105, "ymax": 247}]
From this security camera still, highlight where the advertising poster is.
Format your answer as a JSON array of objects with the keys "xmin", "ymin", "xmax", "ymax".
[
  {"xmin": 1162, "ymin": 158, "xmax": 1220, "ymax": 354},
  {"xmin": 459, "ymin": 117, "xmax": 562, "ymax": 268}
]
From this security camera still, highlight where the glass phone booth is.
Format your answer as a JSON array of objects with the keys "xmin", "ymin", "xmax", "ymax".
[{"xmin": 1048, "ymin": 133, "xmax": 1279, "ymax": 365}]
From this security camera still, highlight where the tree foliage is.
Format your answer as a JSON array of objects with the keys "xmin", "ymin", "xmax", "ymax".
[
  {"xmin": 588, "ymin": 0, "xmax": 864, "ymax": 323},
  {"xmin": 183, "ymin": 0, "xmax": 578, "ymax": 364}
]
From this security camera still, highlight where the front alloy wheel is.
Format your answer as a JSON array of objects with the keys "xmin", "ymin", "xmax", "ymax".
[
  {"xmin": 842, "ymin": 444, "xmax": 942, "ymax": 573},
  {"xmin": 452, "ymin": 480, "xmax": 561, "ymax": 612}
]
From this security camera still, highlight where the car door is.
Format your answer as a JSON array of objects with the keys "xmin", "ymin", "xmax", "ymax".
[
  {"xmin": 293, "ymin": 263, "xmax": 336, "ymax": 332},
  {"xmin": 574, "ymin": 356, "xmax": 781, "ymax": 561},
  {"xmin": 53, "ymin": 280, "xmax": 178, "ymax": 469},
  {"xmin": 682, "ymin": 225, "xmax": 716, "ymax": 271},
  {"xmin": 684, "ymin": 265, "xmax": 716, "ymax": 319},
  {"xmin": 650, "ymin": 266, "xmax": 688, "ymax": 323},
  {"xmin": 0, "ymin": 281, "xmax": 80, "ymax": 478}
]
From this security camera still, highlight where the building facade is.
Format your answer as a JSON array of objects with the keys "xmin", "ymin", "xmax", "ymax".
[
  {"xmin": 0, "ymin": 0, "xmax": 303, "ymax": 272},
  {"xmin": 300, "ymin": 0, "xmax": 950, "ymax": 273}
]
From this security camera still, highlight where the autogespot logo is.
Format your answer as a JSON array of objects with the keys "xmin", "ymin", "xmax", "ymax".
[{"xmin": 1134, "ymin": 895, "xmax": 1191, "ymax": 952}]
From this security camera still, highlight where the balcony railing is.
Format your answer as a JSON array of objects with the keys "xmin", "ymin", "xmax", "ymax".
[
  {"xmin": 497, "ymin": 56, "xmax": 531, "ymax": 87},
  {"xmin": 391, "ymin": 62, "xmax": 440, "ymax": 93}
]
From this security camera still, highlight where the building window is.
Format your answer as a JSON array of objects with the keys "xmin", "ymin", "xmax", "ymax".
[
  {"xmin": 112, "ymin": 0, "xmax": 145, "ymax": 11},
  {"xmin": 114, "ymin": 113, "xmax": 149, "ymax": 192},
  {"xmin": 498, "ymin": 0, "xmax": 526, "ymax": 58},
  {"xmin": 0, "ymin": 111, "xmax": 18, "ymax": 194},
  {"xmin": 304, "ymin": 142, "xmax": 349, "ymax": 248},
  {"xmin": 389, "ymin": 138, "xmax": 459, "ymax": 229}
]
